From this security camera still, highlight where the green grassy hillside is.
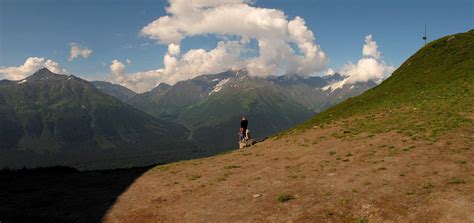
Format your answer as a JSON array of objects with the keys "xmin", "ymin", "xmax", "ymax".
[{"xmin": 298, "ymin": 30, "xmax": 474, "ymax": 140}]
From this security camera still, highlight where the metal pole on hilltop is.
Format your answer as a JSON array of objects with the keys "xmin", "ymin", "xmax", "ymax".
[{"xmin": 423, "ymin": 24, "xmax": 427, "ymax": 46}]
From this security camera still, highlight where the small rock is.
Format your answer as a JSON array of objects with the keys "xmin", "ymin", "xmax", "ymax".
[{"xmin": 253, "ymin": 194, "xmax": 261, "ymax": 198}]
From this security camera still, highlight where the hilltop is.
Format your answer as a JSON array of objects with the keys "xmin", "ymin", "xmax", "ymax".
[{"xmin": 102, "ymin": 30, "xmax": 474, "ymax": 222}]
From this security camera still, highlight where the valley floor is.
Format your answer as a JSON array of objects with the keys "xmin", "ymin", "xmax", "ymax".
[{"xmin": 103, "ymin": 122, "xmax": 474, "ymax": 222}]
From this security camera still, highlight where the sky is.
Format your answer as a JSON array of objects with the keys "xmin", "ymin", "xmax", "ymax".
[{"xmin": 0, "ymin": 0, "xmax": 472, "ymax": 92}]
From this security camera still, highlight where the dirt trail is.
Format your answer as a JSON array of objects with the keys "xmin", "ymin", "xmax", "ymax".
[{"xmin": 103, "ymin": 124, "xmax": 474, "ymax": 222}]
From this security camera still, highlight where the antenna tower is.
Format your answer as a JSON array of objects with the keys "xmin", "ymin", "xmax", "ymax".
[{"xmin": 423, "ymin": 24, "xmax": 427, "ymax": 45}]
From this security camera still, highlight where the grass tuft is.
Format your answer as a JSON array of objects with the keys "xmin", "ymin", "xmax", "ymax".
[
  {"xmin": 224, "ymin": 165, "xmax": 241, "ymax": 169},
  {"xmin": 188, "ymin": 175, "xmax": 201, "ymax": 180},
  {"xmin": 448, "ymin": 177, "xmax": 466, "ymax": 184},
  {"xmin": 277, "ymin": 194, "xmax": 295, "ymax": 202}
]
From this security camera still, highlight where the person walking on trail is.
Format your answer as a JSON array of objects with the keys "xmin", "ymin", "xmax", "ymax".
[{"xmin": 240, "ymin": 115, "xmax": 248, "ymax": 140}]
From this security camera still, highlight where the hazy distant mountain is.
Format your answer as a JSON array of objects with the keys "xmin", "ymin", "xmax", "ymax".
[
  {"xmin": 128, "ymin": 70, "xmax": 375, "ymax": 151},
  {"xmin": 91, "ymin": 81, "xmax": 137, "ymax": 102},
  {"xmin": 127, "ymin": 72, "xmax": 235, "ymax": 120},
  {"xmin": 0, "ymin": 68, "xmax": 195, "ymax": 170},
  {"xmin": 269, "ymin": 73, "xmax": 377, "ymax": 112}
]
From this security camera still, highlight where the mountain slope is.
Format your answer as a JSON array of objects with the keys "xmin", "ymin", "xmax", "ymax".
[
  {"xmin": 102, "ymin": 30, "xmax": 474, "ymax": 222},
  {"xmin": 271, "ymin": 74, "xmax": 377, "ymax": 112},
  {"xmin": 0, "ymin": 68, "xmax": 195, "ymax": 170},
  {"xmin": 91, "ymin": 81, "xmax": 137, "ymax": 102}
]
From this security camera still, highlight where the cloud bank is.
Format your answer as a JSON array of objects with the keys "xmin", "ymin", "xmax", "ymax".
[
  {"xmin": 109, "ymin": 59, "xmax": 165, "ymax": 93},
  {"xmin": 324, "ymin": 34, "xmax": 395, "ymax": 91},
  {"xmin": 69, "ymin": 43, "xmax": 93, "ymax": 61},
  {"xmin": 0, "ymin": 57, "xmax": 67, "ymax": 80},
  {"xmin": 110, "ymin": 0, "xmax": 328, "ymax": 92}
]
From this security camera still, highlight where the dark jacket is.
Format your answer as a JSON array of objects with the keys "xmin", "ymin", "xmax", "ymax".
[{"xmin": 240, "ymin": 119, "xmax": 248, "ymax": 129}]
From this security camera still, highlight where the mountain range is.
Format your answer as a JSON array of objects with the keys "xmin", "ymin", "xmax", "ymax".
[
  {"xmin": 126, "ymin": 70, "xmax": 376, "ymax": 151},
  {"xmin": 0, "ymin": 68, "xmax": 195, "ymax": 170},
  {"xmin": 0, "ymin": 68, "xmax": 376, "ymax": 169}
]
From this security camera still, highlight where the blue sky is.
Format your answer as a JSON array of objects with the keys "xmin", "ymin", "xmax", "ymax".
[{"xmin": 0, "ymin": 0, "xmax": 472, "ymax": 82}]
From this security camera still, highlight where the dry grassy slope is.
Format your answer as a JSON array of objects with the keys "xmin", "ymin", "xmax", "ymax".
[
  {"xmin": 103, "ymin": 31, "xmax": 474, "ymax": 222},
  {"xmin": 103, "ymin": 123, "xmax": 473, "ymax": 222}
]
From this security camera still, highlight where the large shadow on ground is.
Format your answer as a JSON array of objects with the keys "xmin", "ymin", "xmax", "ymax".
[{"xmin": 0, "ymin": 165, "xmax": 153, "ymax": 223}]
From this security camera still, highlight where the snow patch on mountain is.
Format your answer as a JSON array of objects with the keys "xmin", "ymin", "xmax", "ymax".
[
  {"xmin": 322, "ymin": 79, "xmax": 347, "ymax": 92},
  {"xmin": 209, "ymin": 78, "xmax": 230, "ymax": 95}
]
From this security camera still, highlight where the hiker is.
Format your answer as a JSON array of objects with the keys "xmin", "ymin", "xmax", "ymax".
[
  {"xmin": 240, "ymin": 115, "xmax": 248, "ymax": 139},
  {"xmin": 239, "ymin": 128, "xmax": 245, "ymax": 141}
]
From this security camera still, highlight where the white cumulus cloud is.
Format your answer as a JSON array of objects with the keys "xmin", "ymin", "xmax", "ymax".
[
  {"xmin": 339, "ymin": 57, "xmax": 395, "ymax": 84},
  {"xmin": 0, "ymin": 57, "xmax": 67, "ymax": 80},
  {"xmin": 167, "ymin": 43, "xmax": 181, "ymax": 56},
  {"xmin": 110, "ymin": 0, "xmax": 327, "ymax": 92},
  {"xmin": 324, "ymin": 34, "xmax": 395, "ymax": 91},
  {"xmin": 109, "ymin": 59, "xmax": 164, "ymax": 93},
  {"xmin": 68, "ymin": 43, "xmax": 93, "ymax": 61},
  {"xmin": 362, "ymin": 34, "xmax": 380, "ymax": 59},
  {"xmin": 325, "ymin": 68, "xmax": 335, "ymax": 76}
]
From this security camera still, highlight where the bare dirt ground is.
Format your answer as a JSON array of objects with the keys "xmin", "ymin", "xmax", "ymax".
[{"xmin": 103, "ymin": 123, "xmax": 474, "ymax": 223}]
